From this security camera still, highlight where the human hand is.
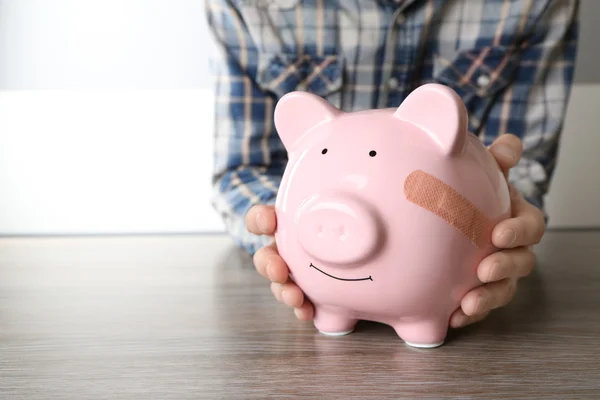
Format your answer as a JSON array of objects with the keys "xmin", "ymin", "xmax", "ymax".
[
  {"xmin": 449, "ymin": 133, "xmax": 546, "ymax": 328},
  {"xmin": 246, "ymin": 205, "xmax": 315, "ymax": 320}
]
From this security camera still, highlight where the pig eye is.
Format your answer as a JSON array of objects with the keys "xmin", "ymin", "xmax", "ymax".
[
  {"xmin": 321, "ymin": 148, "xmax": 328, "ymax": 155},
  {"xmin": 369, "ymin": 150, "xmax": 377, "ymax": 157}
]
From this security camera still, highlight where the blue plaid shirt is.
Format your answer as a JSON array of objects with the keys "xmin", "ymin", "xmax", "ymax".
[{"xmin": 205, "ymin": 0, "xmax": 580, "ymax": 255}]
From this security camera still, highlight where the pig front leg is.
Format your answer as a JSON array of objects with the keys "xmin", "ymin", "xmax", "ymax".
[
  {"xmin": 313, "ymin": 306, "xmax": 358, "ymax": 336},
  {"xmin": 393, "ymin": 317, "xmax": 449, "ymax": 348}
]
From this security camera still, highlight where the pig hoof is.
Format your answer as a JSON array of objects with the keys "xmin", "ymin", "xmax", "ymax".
[
  {"xmin": 404, "ymin": 340, "xmax": 444, "ymax": 349},
  {"xmin": 318, "ymin": 328, "xmax": 354, "ymax": 336}
]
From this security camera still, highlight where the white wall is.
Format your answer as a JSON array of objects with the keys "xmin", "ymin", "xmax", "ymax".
[
  {"xmin": 0, "ymin": 89, "xmax": 225, "ymax": 234},
  {"xmin": 0, "ymin": 0, "xmax": 597, "ymax": 236},
  {"xmin": 0, "ymin": 0, "xmax": 226, "ymax": 234},
  {"xmin": 544, "ymin": 84, "xmax": 600, "ymax": 228},
  {"xmin": 0, "ymin": 0, "xmax": 215, "ymax": 89}
]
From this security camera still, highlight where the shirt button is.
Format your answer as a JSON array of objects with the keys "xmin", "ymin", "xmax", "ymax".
[
  {"xmin": 477, "ymin": 74, "xmax": 491, "ymax": 88},
  {"xmin": 396, "ymin": 13, "xmax": 406, "ymax": 24},
  {"xmin": 388, "ymin": 77, "xmax": 399, "ymax": 89}
]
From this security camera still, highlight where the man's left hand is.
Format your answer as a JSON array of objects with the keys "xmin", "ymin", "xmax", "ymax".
[{"xmin": 450, "ymin": 133, "xmax": 546, "ymax": 328}]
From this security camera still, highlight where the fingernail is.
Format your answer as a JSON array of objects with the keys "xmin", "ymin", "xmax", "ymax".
[
  {"xmin": 265, "ymin": 262, "xmax": 273, "ymax": 281},
  {"xmin": 293, "ymin": 308, "xmax": 302, "ymax": 319},
  {"xmin": 271, "ymin": 282, "xmax": 283, "ymax": 301},
  {"xmin": 497, "ymin": 228, "xmax": 516, "ymax": 247},
  {"xmin": 493, "ymin": 144, "xmax": 516, "ymax": 163},
  {"xmin": 256, "ymin": 212, "xmax": 268, "ymax": 233},
  {"xmin": 485, "ymin": 260, "xmax": 500, "ymax": 282},
  {"xmin": 473, "ymin": 295, "xmax": 486, "ymax": 315}
]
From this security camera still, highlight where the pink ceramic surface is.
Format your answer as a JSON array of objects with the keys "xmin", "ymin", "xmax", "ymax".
[{"xmin": 272, "ymin": 83, "xmax": 511, "ymax": 348}]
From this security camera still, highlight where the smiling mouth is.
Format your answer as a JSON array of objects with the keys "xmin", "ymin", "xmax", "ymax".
[{"xmin": 309, "ymin": 263, "xmax": 373, "ymax": 282}]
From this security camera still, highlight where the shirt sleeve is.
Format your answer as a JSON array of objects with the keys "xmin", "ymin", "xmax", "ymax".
[
  {"xmin": 205, "ymin": 0, "xmax": 285, "ymax": 254},
  {"xmin": 475, "ymin": 1, "xmax": 580, "ymax": 216}
]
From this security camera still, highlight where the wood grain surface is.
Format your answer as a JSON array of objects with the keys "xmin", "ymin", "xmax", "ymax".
[{"xmin": 0, "ymin": 231, "xmax": 599, "ymax": 399}]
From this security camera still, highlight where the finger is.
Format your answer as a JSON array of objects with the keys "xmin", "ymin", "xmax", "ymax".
[
  {"xmin": 245, "ymin": 204, "xmax": 277, "ymax": 235},
  {"xmin": 449, "ymin": 308, "xmax": 490, "ymax": 329},
  {"xmin": 460, "ymin": 278, "xmax": 518, "ymax": 317},
  {"xmin": 270, "ymin": 281, "xmax": 304, "ymax": 308},
  {"xmin": 477, "ymin": 247, "xmax": 536, "ymax": 283},
  {"xmin": 253, "ymin": 243, "xmax": 289, "ymax": 283},
  {"xmin": 492, "ymin": 187, "xmax": 545, "ymax": 248},
  {"xmin": 294, "ymin": 301, "xmax": 315, "ymax": 321},
  {"xmin": 271, "ymin": 281, "xmax": 315, "ymax": 320},
  {"xmin": 271, "ymin": 282, "xmax": 284, "ymax": 303},
  {"xmin": 488, "ymin": 133, "xmax": 523, "ymax": 175}
]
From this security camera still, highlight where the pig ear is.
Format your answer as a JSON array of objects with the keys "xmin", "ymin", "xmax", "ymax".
[
  {"xmin": 393, "ymin": 83, "xmax": 468, "ymax": 156},
  {"xmin": 274, "ymin": 91, "xmax": 341, "ymax": 150}
]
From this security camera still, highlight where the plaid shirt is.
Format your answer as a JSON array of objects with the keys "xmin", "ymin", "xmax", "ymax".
[{"xmin": 205, "ymin": 0, "xmax": 580, "ymax": 255}]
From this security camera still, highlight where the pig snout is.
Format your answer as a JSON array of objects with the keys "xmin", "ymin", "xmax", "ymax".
[{"xmin": 295, "ymin": 193, "xmax": 382, "ymax": 265}]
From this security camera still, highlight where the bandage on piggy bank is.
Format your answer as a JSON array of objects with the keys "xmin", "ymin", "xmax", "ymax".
[{"xmin": 272, "ymin": 83, "xmax": 511, "ymax": 348}]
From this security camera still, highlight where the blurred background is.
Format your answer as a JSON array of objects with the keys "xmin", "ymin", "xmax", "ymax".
[{"xmin": 0, "ymin": 0, "xmax": 597, "ymax": 236}]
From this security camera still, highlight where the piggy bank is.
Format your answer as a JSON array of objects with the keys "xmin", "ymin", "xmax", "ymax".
[{"xmin": 272, "ymin": 83, "xmax": 511, "ymax": 348}]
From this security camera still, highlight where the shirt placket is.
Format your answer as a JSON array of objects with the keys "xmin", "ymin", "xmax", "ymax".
[{"xmin": 377, "ymin": 2, "xmax": 414, "ymax": 108}]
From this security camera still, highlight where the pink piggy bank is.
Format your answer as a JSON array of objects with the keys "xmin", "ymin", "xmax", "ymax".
[{"xmin": 272, "ymin": 83, "xmax": 511, "ymax": 348}]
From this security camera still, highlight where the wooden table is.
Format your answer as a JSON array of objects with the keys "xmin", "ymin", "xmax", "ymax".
[{"xmin": 0, "ymin": 230, "xmax": 599, "ymax": 399}]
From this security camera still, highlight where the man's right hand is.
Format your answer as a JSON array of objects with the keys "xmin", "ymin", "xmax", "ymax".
[{"xmin": 245, "ymin": 205, "xmax": 315, "ymax": 320}]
